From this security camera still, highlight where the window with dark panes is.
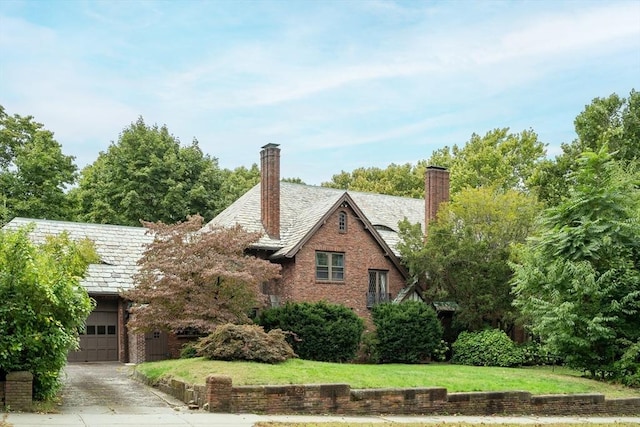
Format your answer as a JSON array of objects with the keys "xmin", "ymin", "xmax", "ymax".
[{"xmin": 338, "ymin": 211, "xmax": 347, "ymax": 233}]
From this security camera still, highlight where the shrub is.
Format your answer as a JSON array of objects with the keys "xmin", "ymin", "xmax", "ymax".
[
  {"xmin": 195, "ymin": 324, "xmax": 295, "ymax": 364},
  {"xmin": 613, "ymin": 342, "xmax": 640, "ymax": 388},
  {"xmin": 519, "ymin": 340, "xmax": 563, "ymax": 366},
  {"xmin": 372, "ymin": 301, "xmax": 443, "ymax": 363},
  {"xmin": 452, "ymin": 329, "xmax": 524, "ymax": 367},
  {"xmin": 0, "ymin": 227, "xmax": 97, "ymax": 400},
  {"xmin": 179, "ymin": 342, "xmax": 199, "ymax": 359},
  {"xmin": 256, "ymin": 301, "xmax": 364, "ymax": 362}
]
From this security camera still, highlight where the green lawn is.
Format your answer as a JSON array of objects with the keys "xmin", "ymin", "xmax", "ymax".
[{"xmin": 135, "ymin": 358, "xmax": 640, "ymax": 398}]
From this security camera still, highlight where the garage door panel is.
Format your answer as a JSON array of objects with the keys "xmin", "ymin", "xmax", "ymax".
[{"xmin": 68, "ymin": 306, "xmax": 118, "ymax": 362}]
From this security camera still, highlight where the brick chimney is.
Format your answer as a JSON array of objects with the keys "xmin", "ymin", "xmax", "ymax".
[
  {"xmin": 425, "ymin": 166, "xmax": 450, "ymax": 236},
  {"xmin": 260, "ymin": 143, "xmax": 281, "ymax": 239}
]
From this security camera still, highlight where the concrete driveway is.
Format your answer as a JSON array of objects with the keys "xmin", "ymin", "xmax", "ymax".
[{"xmin": 59, "ymin": 362, "xmax": 183, "ymax": 414}]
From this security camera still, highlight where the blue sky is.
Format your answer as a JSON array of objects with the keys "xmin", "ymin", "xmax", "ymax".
[{"xmin": 1, "ymin": 0, "xmax": 639, "ymax": 185}]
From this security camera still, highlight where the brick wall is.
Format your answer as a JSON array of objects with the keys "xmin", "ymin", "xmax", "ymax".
[
  {"xmin": 128, "ymin": 332, "xmax": 146, "ymax": 364},
  {"xmin": 277, "ymin": 204, "xmax": 405, "ymax": 320},
  {"xmin": 144, "ymin": 372, "xmax": 640, "ymax": 416},
  {"xmin": 197, "ymin": 376, "xmax": 640, "ymax": 416},
  {"xmin": 2, "ymin": 372, "xmax": 32, "ymax": 411}
]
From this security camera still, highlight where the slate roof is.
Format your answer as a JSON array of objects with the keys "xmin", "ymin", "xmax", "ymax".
[
  {"xmin": 205, "ymin": 182, "xmax": 425, "ymax": 258},
  {"xmin": 3, "ymin": 217, "xmax": 153, "ymax": 295}
]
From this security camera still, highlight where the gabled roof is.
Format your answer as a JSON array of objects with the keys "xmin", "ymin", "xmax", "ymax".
[
  {"xmin": 205, "ymin": 182, "xmax": 425, "ymax": 260},
  {"xmin": 3, "ymin": 217, "xmax": 153, "ymax": 295}
]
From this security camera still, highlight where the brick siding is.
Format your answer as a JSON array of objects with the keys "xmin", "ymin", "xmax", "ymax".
[{"xmin": 276, "ymin": 204, "xmax": 405, "ymax": 320}]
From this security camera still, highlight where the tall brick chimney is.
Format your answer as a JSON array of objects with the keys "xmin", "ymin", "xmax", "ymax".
[
  {"xmin": 425, "ymin": 166, "xmax": 450, "ymax": 236},
  {"xmin": 260, "ymin": 143, "xmax": 281, "ymax": 239}
]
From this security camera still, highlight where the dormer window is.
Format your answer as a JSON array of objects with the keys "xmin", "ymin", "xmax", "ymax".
[{"xmin": 338, "ymin": 211, "xmax": 347, "ymax": 233}]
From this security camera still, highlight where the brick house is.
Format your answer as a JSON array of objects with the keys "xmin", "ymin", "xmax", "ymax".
[
  {"xmin": 206, "ymin": 144, "xmax": 449, "ymax": 319},
  {"xmin": 2, "ymin": 218, "xmax": 172, "ymax": 363},
  {"xmin": 2, "ymin": 143, "xmax": 449, "ymax": 362}
]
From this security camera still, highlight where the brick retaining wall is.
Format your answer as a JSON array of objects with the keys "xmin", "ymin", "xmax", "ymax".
[
  {"xmin": 141, "ymin": 372, "xmax": 640, "ymax": 416},
  {"xmin": 1, "ymin": 371, "xmax": 33, "ymax": 411}
]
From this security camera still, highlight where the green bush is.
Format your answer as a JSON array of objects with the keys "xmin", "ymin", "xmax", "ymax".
[
  {"xmin": 256, "ymin": 301, "xmax": 364, "ymax": 362},
  {"xmin": 179, "ymin": 342, "xmax": 199, "ymax": 359},
  {"xmin": 519, "ymin": 340, "xmax": 563, "ymax": 366},
  {"xmin": 452, "ymin": 329, "xmax": 524, "ymax": 367},
  {"xmin": 195, "ymin": 324, "xmax": 295, "ymax": 363},
  {"xmin": 0, "ymin": 227, "xmax": 97, "ymax": 400},
  {"xmin": 372, "ymin": 301, "xmax": 443, "ymax": 363},
  {"xmin": 613, "ymin": 342, "xmax": 640, "ymax": 388}
]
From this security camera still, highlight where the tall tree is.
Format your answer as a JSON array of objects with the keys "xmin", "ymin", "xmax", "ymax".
[
  {"xmin": 398, "ymin": 187, "xmax": 541, "ymax": 331},
  {"xmin": 0, "ymin": 226, "xmax": 97, "ymax": 399},
  {"xmin": 125, "ymin": 215, "xmax": 281, "ymax": 333},
  {"xmin": 428, "ymin": 128, "xmax": 546, "ymax": 194},
  {"xmin": 0, "ymin": 106, "xmax": 77, "ymax": 224},
  {"xmin": 511, "ymin": 148, "xmax": 640, "ymax": 379},
  {"xmin": 217, "ymin": 164, "xmax": 261, "ymax": 211},
  {"xmin": 531, "ymin": 89, "xmax": 639, "ymax": 205},
  {"xmin": 71, "ymin": 117, "xmax": 223, "ymax": 226},
  {"xmin": 322, "ymin": 162, "xmax": 426, "ymax": 198}
]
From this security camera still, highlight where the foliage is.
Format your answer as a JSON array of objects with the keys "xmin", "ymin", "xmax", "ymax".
[
  {"xmin": 452, "ymin": 329, "xmax": 524, "ymax": 367},
  {"xmin": 511, "ymin": 147, "xmax": 640, "ymax": 381},
  {"xmin": 398, "ymin": 186, "xmax": 541, "ymax": 331},
  {"xmin": 257, "ymin": 301, "xmax": 364, "ymax": 363},
  {"xmin": 125, "ymin": 215, "xmax": 281, "ymax": 333},
  {"xmin": 217, "ymin": 164, "xmax": 261, "ymax": 212},
  {"xmin": 371, "ymin": 301, "xmax": 443, "ymax": 363},
  {"xmin": 519, "ymin": 340, "xmax": 562, "ymax": 367},
  {"xmin": 322, "ymin": 162, "xmax": 426, "ymax": 198},
  {"xmin": 179, "ymin": 342, "xmax": 199, "ymax": 359},
  {"xmin": 0, "ymin": 226, "xmax": 97, "ymax": 399},
  {"xmin": 427, "ymin": 128, "xmax": 546, "ymax": 194},
  {"xmin": 531, "ymin": 89, "xmax": 639, "ymax": 205},
  {"xmin": 0, "ymin": 105, "xmax": 77, "ymax": 225},
  {"xmin": 195, "ymin": 324, "xmax": 296, "ymax": 364},
  {"xmin": 71, "ymin": 116, "xmax": 224, "ymax": 226}
]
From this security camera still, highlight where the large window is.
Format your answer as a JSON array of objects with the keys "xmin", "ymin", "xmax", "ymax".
[
  {"xmin": 367, "ymin": 270, "xmax": 389, "ymax": 307},
  {"xmin": 316, "ymin": 251, "xmax": 345, "ymax": 281}
]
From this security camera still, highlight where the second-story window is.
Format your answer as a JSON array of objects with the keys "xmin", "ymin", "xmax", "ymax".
[
  {"xmin": 338, "ymin": 211, "xmax": 347, "ymax": 233},
  {"xmin": 316, "ymin": 251, "xmax": 345, "ymax": 281}
]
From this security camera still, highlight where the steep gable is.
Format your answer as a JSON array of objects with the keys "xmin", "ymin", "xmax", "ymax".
[{"xmin": 205, "ymin": 182, "xmax": 424, "ymax": 259}]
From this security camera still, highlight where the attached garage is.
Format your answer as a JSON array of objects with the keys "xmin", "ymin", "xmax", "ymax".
[{"xmin": 68, "ymin": 299, "xmax": 119, "ymax": 362}]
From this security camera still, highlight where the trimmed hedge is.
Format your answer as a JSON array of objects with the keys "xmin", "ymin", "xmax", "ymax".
[
  {"xmin": 256, "ymin": 301, "xmax": 364, "ymax": 362},
  {"xmin": 372, "ymin": 301, "xmax": 443, "ymax": 363},
  {"xmin": 452, "ymin": 329, "xmax": 524, "ymax": 367}
]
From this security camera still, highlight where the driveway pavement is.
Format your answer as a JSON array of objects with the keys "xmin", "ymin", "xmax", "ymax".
[{"xmin": 4, "ymin": 362, "xmax": 640, "ymax": 426}]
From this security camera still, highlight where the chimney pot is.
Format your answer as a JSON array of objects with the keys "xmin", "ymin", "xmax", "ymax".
[{"xmin": 260, "ymin": 144, "xmax": 281, "ymax": 239}]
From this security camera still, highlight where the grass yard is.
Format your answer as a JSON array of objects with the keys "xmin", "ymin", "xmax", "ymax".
[{"xmin": 135, "ymin": 358, "xmax": 640, "ymax": 398}]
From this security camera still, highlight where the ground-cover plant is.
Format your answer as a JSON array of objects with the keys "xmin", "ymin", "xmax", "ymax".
[
  {"xmin": 452, "ymin": 329, "xmax": 524, "ymax": 367},
  {"xmin": 371, "ymin": 301, "xmax": 443, "ymax": 363},
  {"xmin": 195, "ymin": 324, "xmax": 295, "ymax": 363},
  {"xmin": 257, "ymin": 301, "xmax": 364, "ymax": 362},
  {"xmin": 135, "ymin": 358, "xmax": 640, "ymax": 398}
]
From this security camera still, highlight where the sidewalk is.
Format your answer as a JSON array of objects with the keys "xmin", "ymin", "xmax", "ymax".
[{"xmin": 5, "ymin": 410, "xmax": 640, "ymax": 427}]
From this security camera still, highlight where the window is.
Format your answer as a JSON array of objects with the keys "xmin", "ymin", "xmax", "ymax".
[
  {"xmin": 316, "ymin": 251, "xmax": 345, "ymax": 281},
  {"xmin": 367, "ymin": 270, "xmax": 389, "ymax": 308},
  {"xmin": 338, "ymin": 211, "xmax": 347, "ymax": 233}
]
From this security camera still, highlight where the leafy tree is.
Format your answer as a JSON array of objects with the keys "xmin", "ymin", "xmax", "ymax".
[
  {"xmin": 0, "ymin": 106, "xmax": 77, "ymax": 225},
  {"xmin": 427, "ymin": 128, "xmax": 546, "ymax": 194},
  {"xmin": 322, "ymin": 163, "xmax": 426, "ymax": 198},
  {"xmin": 371, "ymin": 301, "xmax": 443, "ymax": 363},
  {"xmin": 0, "ymin": 226, "xmax": 97, "ymax": 399},
  {"xmin": 398, "ymin": 187, "xmax": 541, "ymax": 331},
  {"xmin": 511, "ymin": 147, "xmax": 640, "ymax": 380},
  {"xmin": 71, "ymin": 117, "xmax": 224, "ymax": 226},
  {"xmin": 125, "ymin": 215, "xmax": 281, "ymax": 333},
  {"xmin": 531, "ymin": 89, "xmax": 639, "ymax": 205},
  {"xmin": 217, "ymin": 164, "xmax": 261, "ymax": 211}
]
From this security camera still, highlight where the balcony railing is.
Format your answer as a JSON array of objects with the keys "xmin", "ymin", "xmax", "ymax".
[{"xmin": 366, "ymin": 292, "xmax": 391, "ymax": 308}]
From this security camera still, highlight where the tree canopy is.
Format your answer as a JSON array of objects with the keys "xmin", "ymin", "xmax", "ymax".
[
  {"xmin": 530, "ymin": 89, "xmax": 639, "ymax": 205},
  {"xmin": 0, "ymin": 226, "xmax": 97, "ymax": 399},
  {"xmin": 511, "ymin": 147, "xmax": 640, "ymax": 380},
  {"xmin": 71, "ymin": 117, "xmax": 224, "ymax": 226},
  {"xmin": 125, "ymin": 215, "xmax": 281, "ymax": 333},
  {"xmin": 322, "ymin": 162, "xmax": 426, "ymax": 198},
  {"xmin": 398, "ymin": 186, "xmax": 541, "ymax": 331},
  {"xmin": 0, "ymin": 106, "xmax": 77, "ymax": 225}
]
